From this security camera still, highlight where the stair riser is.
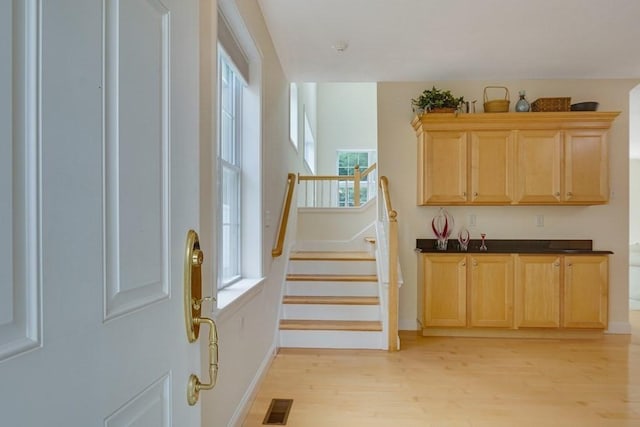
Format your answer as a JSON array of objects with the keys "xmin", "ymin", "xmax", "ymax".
[
  {"xmin": 288, "ymin": 260, "xmax": 376, "ymax": 275},
  {"xmin": 285, "ymin": 281, "xmax": 378, "ymax": 297},
  {"xmin": 282, "ymin": 304, "xmax": 380, "ymax": 321},
  {"xmin": 279, "ymin": 330, "xmax": 385, "ymax": 349}
]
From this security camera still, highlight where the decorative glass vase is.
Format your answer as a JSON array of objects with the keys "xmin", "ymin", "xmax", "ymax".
[
  {"xmin": 515, "ymin": 90, "xmax": 530, "ymax": 112},
  {"xmin": 458, "ymin": 228, "xmax": 470, "ymax": 252},
  {"xmin": 431, "ymin": 208, "xmax": 454, "ymax": 251}
]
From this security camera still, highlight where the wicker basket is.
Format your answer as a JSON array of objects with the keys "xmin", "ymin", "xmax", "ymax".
[
  {"xmin": 483, "ymin": 86, "xmax": 510, "ymax": 113},
  {"xmin": 531, "ymin": 97, "xmax": 571, "ymax": 112}
]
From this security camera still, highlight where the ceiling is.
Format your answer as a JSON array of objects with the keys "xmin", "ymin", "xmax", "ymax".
[{"xmin": 257, "ymin": 0, "xmax": 640, "ymax": 82}]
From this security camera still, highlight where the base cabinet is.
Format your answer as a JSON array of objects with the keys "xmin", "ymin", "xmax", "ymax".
[
  {"xmin": 421, "ymin": 254, "xmax": 467, "ymax": 327},
  {"xmin": 563, "ymin": 255, "xmax": 609, "ymax": 329},
  {"xmin": 420, "ymin": 253, "xmax": 609, "ymax": 336},
  {"xmin": 469, "ymin": 255, "xmax": 514, "ymax": 327},
  {"xmin": 515, "ymin": 255, "xmax": 561, "ymax": 328},
  {"xmin": 420, "ymin": 254, "xmax": 514, "ymax": 328}
]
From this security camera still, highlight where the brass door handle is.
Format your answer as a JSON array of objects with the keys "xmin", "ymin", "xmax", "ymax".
[
  {"xmin": 184, "ymin": 230, "xmax": 219, "ymax": 406},
  {"xmin": 188, "ymin": 316, "xmax": 219, "ymax": 405}
]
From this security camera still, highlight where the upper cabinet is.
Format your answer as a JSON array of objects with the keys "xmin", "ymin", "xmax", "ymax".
[{"xmin": 412, "ymin": 112, "xmax": 619, "ymax": 206}]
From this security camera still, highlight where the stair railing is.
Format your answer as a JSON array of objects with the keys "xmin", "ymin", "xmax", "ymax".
[
  {"xmin": 297, "ymin": 163, "xmax": 377, "ymax": 208},
  {"xmin": 379, "ymin": 176, "xmax": 399, "ymax": 351},
  {"xmin": 272, "ymin": 173, "xmax": 296, "ymax": 257}
]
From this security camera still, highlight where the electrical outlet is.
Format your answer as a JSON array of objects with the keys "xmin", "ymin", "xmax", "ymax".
[
  {"xmin": 536, "ymin": 215, "xmax": 544, "ymax": 227},
  {"xmin": 469, "ymin": 214, "xmax": 476, "ymax": 227}
]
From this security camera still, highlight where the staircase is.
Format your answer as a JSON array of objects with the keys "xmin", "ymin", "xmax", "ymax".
[{"xmin": 279, "ymin": 250, "xmax": 385, "ymax": 349}]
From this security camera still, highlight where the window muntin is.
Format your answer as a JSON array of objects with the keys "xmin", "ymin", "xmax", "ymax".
[{"xmin": 218, "ymin": 52, "xmax": 243, "ymax": 288}]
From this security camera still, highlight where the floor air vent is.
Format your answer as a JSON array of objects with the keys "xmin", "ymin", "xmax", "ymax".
[{"xmin": 263, "ymin": 398, "xmax": 293, "ymax": 425}]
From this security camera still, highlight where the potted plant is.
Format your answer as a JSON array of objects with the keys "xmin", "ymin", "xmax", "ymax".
[{"xmin": 412, "ymin": 86, "xmax": 464, "ymax": 114}]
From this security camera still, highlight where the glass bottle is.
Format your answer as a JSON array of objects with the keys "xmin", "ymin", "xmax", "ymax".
[{"xmin": 515, "ymin": 90, "xmax": 530, "ymax": 112}]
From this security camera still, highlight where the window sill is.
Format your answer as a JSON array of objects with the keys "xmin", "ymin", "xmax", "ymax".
[{"xmin": 214, "ymin": 277, "xmax": 265, "ymax": 321}]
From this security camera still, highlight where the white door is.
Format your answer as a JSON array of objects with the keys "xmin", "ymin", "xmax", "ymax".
[{"xmin": 0, "ymin": 0, "xmax": 204, "ymax": 425}]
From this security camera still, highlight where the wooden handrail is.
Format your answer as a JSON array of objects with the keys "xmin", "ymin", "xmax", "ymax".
[
  {"xmin": 361, "ymin": 162, "xmax": 377, "ymax": 178},
  {"xmin": 272, "ymin": 173, "xmax": 296, "ymax": 257},
  {"xmin": 379, "ymin": 176, "xmax": 395, "ymax": 219},
  {"xmin": 297, "ymin": 163, "xmax": 377, "ymax": 207},
  {"xmin": 379, "ymin": 176, "xmax": 399, "ymax": 352}
]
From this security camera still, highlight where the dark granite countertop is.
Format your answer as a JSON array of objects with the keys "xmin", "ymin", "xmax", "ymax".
[{"xmin": 416, "ymin": 239, "xmax": 613, "ymax": 255}]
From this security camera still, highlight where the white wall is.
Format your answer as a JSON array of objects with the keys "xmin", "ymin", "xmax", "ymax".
[
  {"xmin": 630, "ymin": 85, "xmax": 640, "ymax": 244},
  {"xmin": 316, "ymin": 83, "xmax": 377, "ymax": 175},
  {"xmin": 200, "ymin": 0, "xmax": 298, "ymax": 425},
  {"xmin": 631, "ymin": 159, "xmax": 640, "ymax": 244},
  {"xmin": 377, "ymin": 79, "xmax": 640, "ymax": 332},
  {"xmin": 298, "ymin": 82, "xmax": 317, "ymax": 173}
]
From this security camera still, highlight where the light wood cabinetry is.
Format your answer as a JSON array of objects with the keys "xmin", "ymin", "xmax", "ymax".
[
  {"xmin": 412, "ymin": 112, "xmax": 618, "ymax": 206},
  {"xmin": 470, "ymin": 131, "xmax": 515, "ymax": 204},
  {"xmin": 469, "ymin": 254, "xmax": 514, "ymax": 328},
  {"xmin": 419, "ymin": 252, "xmax": 609, "ymax": 336},
  {"xmin": 420, "ymin": 254, "xmax": 467, "ymax": 327},
  {"xmin": 419, "ymin": 131, "xmax": 467, "ymax": 204},
  {"xmin": 563, "ymin": 130, "xmax": 609, "ymax": 203},
  {"xmin": 420, "ymin": 254, "xmax": 514, "ymax": 328},
  {"xmin": 515, "ymin": 130, "xmax": 562, "ymax": 203},
  {"xmin": 417, "ymin": 130, "xmax": 513, "ymax": 205},
  {"xmin": 515, "ymin": 255, "xmax": 561, "ymax": 328},
  {"xmin": 563, "ymin": 255, "xmax": 608, "ymax": 329},
  {"xmin": 515, "ymin": 129, "xmax": 609, "ymax": 204}
]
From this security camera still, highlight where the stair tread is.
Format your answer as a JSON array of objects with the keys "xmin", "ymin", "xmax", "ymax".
[
  {"xmin": 279, "ymin": 319, "xmax": 383, "ymax": 331},
  {"xmin": 286, "ymin": 273, "xmax": 377, "ymax": 282},
  {"xmin": 290, "ymin": 251, "xmax": 375, "ymax": 261},
  {"xmin": 283, "ymin": 295, "xmax": 380, "ymax": 305}
]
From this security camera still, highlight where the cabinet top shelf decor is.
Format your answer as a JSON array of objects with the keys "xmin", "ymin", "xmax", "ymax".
[{"xmin": 411, "ymin": 111, "xmax": 620, "ymax": 132}]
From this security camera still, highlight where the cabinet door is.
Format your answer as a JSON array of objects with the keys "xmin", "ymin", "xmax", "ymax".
[
  {"xmin": 422, "ymin": 254, "xmax": 467, "ymax": 327},
  {"xmin": 469, "ymin": 255, "xmax": 514, "ymax": 327},
  {"xmin": 564, "ymin": 130, "xmax": 608, "ymax": 204},
  {"xmin": 470, "ymin": 131, "xmax": 514, "ymax": 204},
  {"xmin": 515, "ymin": 255, "xmax": 560, "ymax": 328},
  {"xmin": 563, "ymin": 256, "xmax": 608, "ymax": 329},
  {"xmin": 515, "ymin": 130, "xmax": 562, "ymax": 204},
  {"xmin": 419, "ymin": 131, "xmax": 467, "ymax": 205}
]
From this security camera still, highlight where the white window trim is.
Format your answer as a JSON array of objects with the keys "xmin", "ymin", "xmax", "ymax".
[
  {"xmin": 303, "ymin": 111, "xmax": 315, "ymax": 173},
  {"xmin": 289, "ymin": 82, "xmax": 298, "ymax": 150}
]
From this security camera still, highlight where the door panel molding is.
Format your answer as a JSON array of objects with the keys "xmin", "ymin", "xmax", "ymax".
[
  {"xmin": 0, "ymin": 0, "xmax": 42, "ymax": 362},
  {"xmin": 104, "ymin": 373, "xmax": 171, "ymax": 427},
  {"xmin": 103, "ymin": 0, "xmax": 170, "ymax": 321}
]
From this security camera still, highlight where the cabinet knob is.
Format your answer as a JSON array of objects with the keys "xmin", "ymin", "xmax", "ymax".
[
  {"xmin": 463, "ymin": 191, "xmax": 467, "ymax": 197},
  {"xmin": 566, "ymin": 191, "xmax": 573, "ymax": 197},
  {"xmin": 555, "ymin": 192, "xmax": 561, "ymax": 197},
  {"xmin": 473, "ymin": 192, "xmax": 478, "ymax": 197},
  {"xmin": 554, "ymin": 262, "xmax": 560, "ymax": 267}
]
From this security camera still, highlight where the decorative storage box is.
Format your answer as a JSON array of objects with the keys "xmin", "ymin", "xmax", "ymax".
[{"xmin": 531, "ymin": 97, "xmax": 571, "ymax": 112}]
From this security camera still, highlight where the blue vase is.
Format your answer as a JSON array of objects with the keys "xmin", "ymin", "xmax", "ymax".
[{"xmin": 515, "ymin": 90, "xmax": 530, "ymax": 112}]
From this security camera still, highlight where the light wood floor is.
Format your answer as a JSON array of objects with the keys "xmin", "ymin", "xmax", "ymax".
[{"xmin": 243, "ymin": 311, "xmax": 640, "ymax": 426}]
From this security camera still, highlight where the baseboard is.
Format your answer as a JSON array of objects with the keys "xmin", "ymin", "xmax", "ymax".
[
  {"xmin": 605, "ymin": 321, "xmax": 632, "ymax": 334},
  {"xmin": 227, "ymin": 343, "xmax": 277, "ymax": 427}
]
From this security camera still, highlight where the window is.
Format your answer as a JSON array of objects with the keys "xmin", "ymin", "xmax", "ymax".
[
  {"xmin": 336, "ymin": 150, "xmax": 376, "ymax": 207},
  {"xmin": 218, "ymin": 51, "xmax": 244, "ymax": 289},
  {"xmin": 289, "ymin": 83, "xmax": 298, "ymax": 148},
  {"xmin": 303, "ymin": 112, "xmax": 315, "ymax": 173}
]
